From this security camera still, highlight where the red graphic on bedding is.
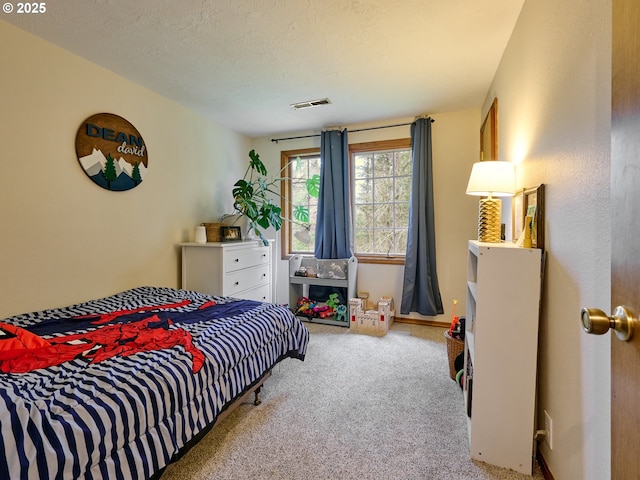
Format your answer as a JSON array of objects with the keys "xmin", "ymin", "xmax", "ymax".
[{"xmin": 0, "ymin": 315, "xmax": 204, "ymax": 374}]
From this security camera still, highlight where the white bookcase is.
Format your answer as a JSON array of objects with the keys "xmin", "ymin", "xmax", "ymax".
[{"xmin": 464, "ymin": 240, "xmax": 542, "ymax": 475}]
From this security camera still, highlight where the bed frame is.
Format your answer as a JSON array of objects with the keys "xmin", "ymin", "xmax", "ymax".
[{"xmin": 152, "ymin": 369, "xmax": 272, "ymax": 478}]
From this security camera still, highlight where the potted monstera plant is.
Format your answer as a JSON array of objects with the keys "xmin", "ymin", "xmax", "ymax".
[{"xmin": 232, "ymin": 149, "xmax": 319, "ymax": 245}]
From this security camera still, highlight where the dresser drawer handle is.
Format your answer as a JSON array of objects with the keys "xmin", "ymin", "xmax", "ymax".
[
  {"xmin": 234, "ymin": 281, "xmax": 239, "ymax": 286},
  {"xmin": 234, "ymin": 258, "xmax": 239, "ymax": 262}
]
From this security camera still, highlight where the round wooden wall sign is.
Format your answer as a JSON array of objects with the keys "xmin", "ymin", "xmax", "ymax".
[{"xmin": 75, "ymin": 113, "xmax": 148, "ymax": 191}]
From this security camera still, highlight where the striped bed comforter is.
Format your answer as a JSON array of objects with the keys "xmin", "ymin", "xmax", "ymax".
[{"xmin": 0, "ymin": 286, "xmax": 309, "ymax": 479}]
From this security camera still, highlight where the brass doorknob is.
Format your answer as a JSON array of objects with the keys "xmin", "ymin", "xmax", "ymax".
[{"xmin": 580, "ymin": 306, "xmax": 637, "ymax": 341}]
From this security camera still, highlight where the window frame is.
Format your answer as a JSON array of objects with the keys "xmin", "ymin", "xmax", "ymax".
[
  {"xmin": 349, "ymin": 138, "xmax": 411, "ymax": 265},
  {"xmin": 280, "ymin": 138, "xmax": 412, "ymax": 265},
  {"xmin": 280, "ymin": 147, "xmax": 320, "ymax": 259}
]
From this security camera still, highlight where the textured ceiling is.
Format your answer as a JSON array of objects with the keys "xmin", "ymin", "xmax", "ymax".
[{"xmin": 3, "ymin": 0, "xmax": 525, "ymax": 137}]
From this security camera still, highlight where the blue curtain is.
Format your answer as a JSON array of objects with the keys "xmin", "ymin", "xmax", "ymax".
[
  {"xmin": 400, "ymin": 118, "xmax": 443, "ymax": 315},
  {"xmin": 314, "ymin": 129, "xmax": 352, "ymax": 259}
]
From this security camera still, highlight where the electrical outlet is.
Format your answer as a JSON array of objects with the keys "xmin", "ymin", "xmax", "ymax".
[{"xmin": 544, "ymin": 410, "xmax": 553, "ymax": 450}]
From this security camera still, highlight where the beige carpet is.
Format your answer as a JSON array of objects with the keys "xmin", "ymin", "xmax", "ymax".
[{"xmin": 161, "ymin": 322, "xmax": 544, "ymax": 479}]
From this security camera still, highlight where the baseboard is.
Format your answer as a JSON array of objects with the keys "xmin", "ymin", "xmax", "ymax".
[
  {"xmin": 536, "ymin": 449, "xmax": 555, "ymax": 480},
  {"xmin": 394, "ymin": 315, "xmax": 448, "ymax": 328}
]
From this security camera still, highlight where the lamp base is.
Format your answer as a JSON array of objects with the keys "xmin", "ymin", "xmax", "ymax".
[{"xmin": 477, "ymin": 197, "xmax": 502, "ymax": 243}]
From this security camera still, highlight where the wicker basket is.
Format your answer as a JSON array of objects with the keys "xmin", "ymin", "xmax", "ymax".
[
  {"xmin": 444, "ymin": 331, "xmax": 465, "ymax": 380},
  {"xmin": 201, "ymin": 222, "xmax": 224, "ymax": 242}
]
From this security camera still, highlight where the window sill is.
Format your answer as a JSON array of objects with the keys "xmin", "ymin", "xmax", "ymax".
[
  {"xmin": 355, "ymin": 254, "xmax": 405, "ymax": 265},
  {"xmin": 280, "ymin": 253, "xmax": 405, "ymax": 265}
]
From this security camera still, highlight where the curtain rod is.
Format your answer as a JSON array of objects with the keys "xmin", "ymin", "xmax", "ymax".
[{"xmin": 270, "ymin": 118, "xmax": 434, "ymax": 143}]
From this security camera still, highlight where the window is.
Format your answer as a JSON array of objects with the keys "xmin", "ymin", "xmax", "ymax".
[
  {"xmin": 281, "ymin": 139, "xmax": 412, "ymax": 264},
  {"xmin": 351, "ymin": 139, "xmax": 412, "ymax": 262},
  {"xmin": 281, "ymin": 148, "xmax": 320, "ymax": 255}
]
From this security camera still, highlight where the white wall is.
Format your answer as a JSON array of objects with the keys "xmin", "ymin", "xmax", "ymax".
[
  {"xmin": 251, "ymin": 110, "xmax": 479, "ymax": 322},
  {"xmin": 487, "ymin": 1, "xmax": 611, "ymax": 478},
  {"xmin": 0, "ymin": 21, "xmax": 251, "ymax": 318}
]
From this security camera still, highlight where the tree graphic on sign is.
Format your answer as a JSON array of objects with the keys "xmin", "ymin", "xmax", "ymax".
[
  {"xmin": 132, "ymin": 162, "xmax": 141, "ymax": 185},
  {"xmin": 103, "ymin": 153, "xmax": 117, "ymax": 188}
]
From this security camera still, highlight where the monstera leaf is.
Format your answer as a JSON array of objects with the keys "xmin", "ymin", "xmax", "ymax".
[
  {"xmin": 306, "ymin": 174, "xmax": 320, "ymax": 198},
  {"xmin": 230, "ymin": 150, "xmax": 319, "ymax": 244}
]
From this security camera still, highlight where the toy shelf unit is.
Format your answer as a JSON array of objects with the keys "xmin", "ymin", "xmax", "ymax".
[
  {"xmin": 464, "ymin": 240, "xmax": 542, "ymax": 475},
  {"xmin": 288, "ymin": 255, "xmax": 357, "ymax": 327}
]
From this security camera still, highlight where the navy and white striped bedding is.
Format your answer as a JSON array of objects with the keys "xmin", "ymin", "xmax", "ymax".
[{"xmin": 0, "ymin": 286, "xmax": 309, "ymax": 479}]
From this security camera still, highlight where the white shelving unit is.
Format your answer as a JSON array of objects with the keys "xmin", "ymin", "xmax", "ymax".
[
  {"xmin": 288, "ymin": 255, "xmax": 357, "ymax": 327},
  {"xmin": 464, "ymin": 240, "xmax": 542, "ymax": 475}
]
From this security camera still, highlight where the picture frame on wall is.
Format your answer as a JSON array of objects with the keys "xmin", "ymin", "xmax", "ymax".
[
  {"xmin": 513, "ymin": 184, "xmax": 545, "ymax": 251},
  {"xmin": 480, "ymin": 98, "xmax": 498, "ymax": 161},
  {"xmin": 220, "ymin": 226, "xmax": 242, "ymax": 242}
]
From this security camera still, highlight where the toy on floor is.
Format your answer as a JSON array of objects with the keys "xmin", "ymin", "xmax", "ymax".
[
  {"xmin": 295, "ymin": 294, "xmax": 345, "ymax": 320},
  {"xmin": 326, "ymin": 293, "xmax": 340, "ymax": 310},
  {"xmin": 294, "ymin": 297, "xmax": 317, "ymax": 317},
  {"xmin": 349, "ymin": 296, "xmax": 395, "ymax": 336},
  {"xmin": 447, "ymin": 299, "xmax": 465, "ymax": 340},
  {"xmin": 448, "ymin": 299, "xmax": 459, "ymax": 334},
  {"xmin": 313, "ymin": 304, "xmax": 333, "ymax": 318}
]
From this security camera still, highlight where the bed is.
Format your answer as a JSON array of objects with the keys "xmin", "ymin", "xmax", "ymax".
[{"xmin": 0, "ymin": 286, "xmax": 309, "ymax": 479}]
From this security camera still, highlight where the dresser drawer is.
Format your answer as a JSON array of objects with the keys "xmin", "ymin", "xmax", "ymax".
[
  {"xmin": 223, "ymin": 245, "xmax": 271, "ymax": 273},
  {"xmin": 224, "ymin": 263, "xmax": 270, "ymax": 297},
  {"xmin": 239, "ymin": 283, "xmax": 272, "ymax": 303}
]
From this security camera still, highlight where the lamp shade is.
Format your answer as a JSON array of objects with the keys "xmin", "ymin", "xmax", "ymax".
[
  {"xmin": 466, "ymin": 161, "xmax": 516, "ymax": 197},
  {"xmin": 294, "ymin": 226, "xmax": 311, "ymax": 244}
]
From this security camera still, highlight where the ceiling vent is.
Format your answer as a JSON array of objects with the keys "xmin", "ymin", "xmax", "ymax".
[{"xmin": 290, "ymin": 98, "xmax": 331, "ymax": 110}]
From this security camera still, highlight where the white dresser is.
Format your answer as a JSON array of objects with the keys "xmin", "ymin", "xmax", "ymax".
[{"xmin": 180, "ymin": 241, "xmax": 273, "ymax": 302}]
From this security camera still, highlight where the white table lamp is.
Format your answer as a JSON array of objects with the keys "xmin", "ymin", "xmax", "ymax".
[{"xmin": 466, "ymin": 161, "xmax": 515, "ymax": 243}]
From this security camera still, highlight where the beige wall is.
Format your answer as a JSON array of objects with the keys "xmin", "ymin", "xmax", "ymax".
[
  {"xmin": 0, "ymin": 21, "xmax": 251, "ymax": 317},
  {"xmin": 2, "ymin": 7, "xmax": 610, "ymax": 476},
  {"xmin": 0, "ymin": 18, "xmax": 478, "ymax": 324},
  {"xmin": 251, "ymin": 109, "xmax": 479, "ymax": 321},
  {"xmin": 487, "ymin": 0, "xmax": 611, "ymax": 478}
]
